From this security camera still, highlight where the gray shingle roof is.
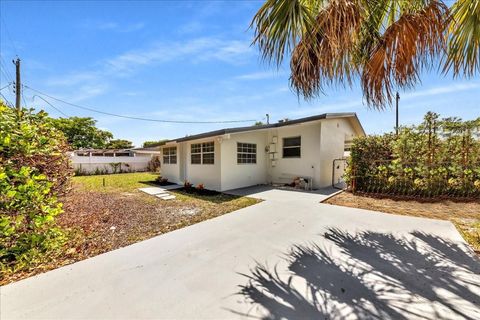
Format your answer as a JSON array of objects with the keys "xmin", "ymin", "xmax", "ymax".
[{"xmin": 167, "ymin": 113, "xmax": 364, "ymax": 143}]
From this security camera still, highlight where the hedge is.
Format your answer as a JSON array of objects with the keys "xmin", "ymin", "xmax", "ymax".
[
  {"xmin": 0, "ymin": 103, "xmax": 72, "ymax": 274},
  {"xmin": 345, "ymin": 112, "xmax": 480, "ymax": 198}
]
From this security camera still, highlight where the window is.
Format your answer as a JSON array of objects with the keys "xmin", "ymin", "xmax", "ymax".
[
  {"xmin": 163, "ymin": 147, "xmax": 177, "ymax": 164},
  {"xmin": 283, "ymin": 136, "xmax": 301, "ymax": 158},
  {"xmin": 191, "ymin": 143, "xmax": 202, "ymax": 164},
  {"xmin": 202, "ymin": 142, "xmax": 215, "ymax": 164},
  {"xmin": 237, "ymin": 142, "xmax": 257, "ymax": 164},
  {"xmin": 191, "ymin": 141, "xmax": 215, "ymax": 164},
  {"xmin": 344, "ymin": 140, "xmax": 354, "ymax": 152}
]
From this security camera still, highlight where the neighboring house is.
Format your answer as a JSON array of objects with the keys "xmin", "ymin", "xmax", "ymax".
[
  {"xmin": 70, "ymin": 147, "xmax": 160, "ymax": 174},
  {"xmin": 160, "ymin": 113, "xmax": 365, "ymax": 191}
]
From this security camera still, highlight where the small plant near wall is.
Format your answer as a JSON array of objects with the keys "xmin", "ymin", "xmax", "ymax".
[
  {"xmin": 147, "ymin": 156, "xmax": 161, "ymax": 172},
  {"xmin": 155, "ymin": 176, "xmax": 171, "ymax": 186},
  {"xmin": 74, "ymin": 167, "xmax": 88, "ymax": 176},
  {"xmin": 109, "ymin": 162, "xmax": 122, "ymax": 174},
  {"xmin": 184, "ymin": 180, "xmax": 193, "ymax": 189},
  {"xmin": 197, "ymin": 183, "xmax": 205, "ymax": 190}
]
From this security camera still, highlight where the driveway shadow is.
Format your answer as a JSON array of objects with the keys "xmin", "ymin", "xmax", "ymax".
[{"xmin": 234, "ymin": 229, "xmax": 480, "ymax": 319}]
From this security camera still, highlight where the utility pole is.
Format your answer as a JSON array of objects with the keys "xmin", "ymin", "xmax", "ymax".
[
  {"xmin": 266, "ymin": 113, "xmax": 270, "ymax": 124},
  {"xmin": 395, "ymin": 92, "xmax": 400, "ymax": 135},
  {"xmin": 13, "ymin": 58, "xmax": 21, "ymax": 111}
]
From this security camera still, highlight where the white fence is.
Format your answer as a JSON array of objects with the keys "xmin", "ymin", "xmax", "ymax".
[{"xmin": 71, "ymin": 155, "xmax": 153, "ymax": 174}]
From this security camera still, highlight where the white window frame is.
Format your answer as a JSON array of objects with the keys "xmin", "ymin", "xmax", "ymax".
[
  {"xmin": 191, "ymin": 143, "xmax": 202, "ymax": 164},
  {"xmin": 282, "ymin": 136, "xmax": 301, "ymax": 158},
  {"xmin": 344, "ymin": 139, "xmax": 354, "ymax": 152},
  {"xmin": 163, "ymin": 147, "xmax": 177, "ymax": 164},
  {"xmin": 190, "ymin": 141, "xmax": 215, "ymax": 165},
  {"xmin": 237, "ymin": 142, "xmax": 257, "ymax": 164}
]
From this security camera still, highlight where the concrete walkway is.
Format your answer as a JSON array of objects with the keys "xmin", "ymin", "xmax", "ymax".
[
  {"xmin": 139, "ymin": 184, "xmax": 182, "ymax": 200},
  {"xmin": 1, "ymin": 187, "xmax": 479, "ymax": 319}
]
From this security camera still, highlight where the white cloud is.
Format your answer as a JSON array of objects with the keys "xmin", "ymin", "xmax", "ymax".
[
  {"xmin": 105, "ymin": 37, "xmax": 253, "ymax": 74},
  {"xmin": 43, "ymin": 37, "xmax": 253, "ymax": 102},
  {"xmin": 234, "ymin": 70, "xmax": 287, "ymax": 80},
  {"xmin": 82, "ymin": 21, "xmax": 145, "ymax": 33},
  {"xmin": 402, "ymin": 82, "xmax": 480, "ymax": 100}
]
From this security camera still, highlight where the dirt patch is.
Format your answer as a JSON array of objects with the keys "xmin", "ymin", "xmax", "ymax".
[
  {"xmin": 2, "ymin": 185, "xmax": 260, "ymax": 285},
  {"xmin": 324, "ymin": 191, "xmax": 480, "ymax": 253}
]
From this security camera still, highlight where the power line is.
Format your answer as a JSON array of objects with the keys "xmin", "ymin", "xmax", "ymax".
[
  {"xmin": 0, "ymin": 92, "xmax": 13, "ymax": 107},
  {"xmin": 32, "ymin": 94, "xmax": 69, "ymax": 117},
  {"xmin": 0, "ymin": 83, "xmax": 11, "ymax": 91},
  {"xmin": 24, "ymin": 85, "xmax": 258, "ymax": 124},
  {"xmin": 1, "ymin": 17, "xmax": 19, "ymax": 56},
  {"xmin": 0, "ymin": 57, "xmax": 14, "ymax": 82},
  {"xmin": 21, "ymin": 85, "xmax": 27, "ymax": 108},
  {"xmin": 0, "ymin": 66, "xmax": 12, "ymax": 83}
]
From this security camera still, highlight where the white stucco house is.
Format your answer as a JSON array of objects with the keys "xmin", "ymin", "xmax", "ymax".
[{"xmin": 160, "ymin": 113, "xmax": 365, "ymax": 191}]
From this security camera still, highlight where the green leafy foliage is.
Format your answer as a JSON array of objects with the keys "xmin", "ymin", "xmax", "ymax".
[
  {"xmin": 346, "ymin": 112, "xmax": 480, "ymax": 198},
  {"xmin": 0, "ymin": 102, "xmax": 72, "ymax": 274},
  {"xmin": 142, "ymin": 140, "xmax": 168, "ymax": 148},
  {"xmin": 106, "ymin": 139, "xmax": 134, "ymax": 149},
  {"xmin": 51, "ymin": 116, "xmax": 113, "ymax": 149}
]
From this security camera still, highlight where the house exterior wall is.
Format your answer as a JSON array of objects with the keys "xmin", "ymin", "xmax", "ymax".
[
  {"xmin": 160, "ymin": 143, "xmax": 182, "ymax": 184},
  {"xmin": 220, "ymin": 130, "xmax": 269, "ymax": 191},
  {"xmin": 184, "ymin": 138, "xmax": 222, "ymax": 190},
  {"xmin": 318, "ymin": 118, "xmax": 358, "ymax": 187},
  {"xmin": 161, "ymin": 116, "xmax": 363, "ymax": 191},
  {"xmin": 266, "ymin": 122, "xmax": 322, "ymax": 188}
]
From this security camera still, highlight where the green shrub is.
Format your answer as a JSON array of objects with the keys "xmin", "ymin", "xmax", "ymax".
[
  {"xmin": 346, "ymin": 112, "xmax": 480, "ymax": 198},
  {"xmin": 0, "ymin": 103, "xmax": 72, "ymax": 274}
]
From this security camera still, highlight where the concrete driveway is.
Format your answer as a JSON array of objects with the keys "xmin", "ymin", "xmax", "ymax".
[{"xmin": 2, "ymin": 187, "xmax": 479, "ymax": 319}]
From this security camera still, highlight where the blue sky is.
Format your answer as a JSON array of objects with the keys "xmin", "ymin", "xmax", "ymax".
[{"xmin": 1, "ymin": 0, "xmax": 479, "ymax": 147}]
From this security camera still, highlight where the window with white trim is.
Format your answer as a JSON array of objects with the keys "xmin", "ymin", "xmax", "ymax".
[
  {"xmin": 163, "ymin": 147, "xmax": 177, "ymax": 164},
  {"xmin": 237, "ymin": 142, "xmax": 257, "ymax": 164},
  {"xmin": 344, "ymin": 139, "xmax": 354, "ymax": 152},
  {"xmin": 191, "ymin": 141, "xmax": 215, "ymax": 164},
  {"xmin": 191, "ymin": 143, "xmax": 202, "ymax": 164},
  {"xmin": 282, "ymin": 136, "xmax": 301, "ymax": 158}
]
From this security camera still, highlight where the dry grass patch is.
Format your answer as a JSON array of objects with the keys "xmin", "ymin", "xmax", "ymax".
[{"xmin": 324, "ymin": 191, "xmax": 480, "ymax": 253}]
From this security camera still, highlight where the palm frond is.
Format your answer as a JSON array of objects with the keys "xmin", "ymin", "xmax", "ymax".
[
  {"xmin": 362, "ymin": 0, "xmax": 448, "ymax": 108},
  {"xmin": 444, "ymin": 0, "xmax": 480, "ymax": 77},
  {"xmin": 290, "ymin": 0, "xmax": 363, "ymax": 99},
  {"xmin": 250, "ymin": 0, "xmax": 319, "ymax": 66}
]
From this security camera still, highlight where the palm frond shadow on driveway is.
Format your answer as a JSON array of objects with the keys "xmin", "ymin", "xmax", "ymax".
[{"xmin": 234, "ymin": 228, "xmax": 480, "ymax": 319}]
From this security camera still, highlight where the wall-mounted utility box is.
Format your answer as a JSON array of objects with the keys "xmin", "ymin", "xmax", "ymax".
[{"xmin": 269, "ymin": 143, "xmax": 276, "ymax": 153}]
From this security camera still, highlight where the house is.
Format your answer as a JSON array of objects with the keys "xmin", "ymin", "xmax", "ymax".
[
  {"xmin": 70, "ymin": 147, "xmax": 160, "ymax": 174},
  {"xmin": 160, "ymin": 113, "xmax": 365, "ymax": 191}
]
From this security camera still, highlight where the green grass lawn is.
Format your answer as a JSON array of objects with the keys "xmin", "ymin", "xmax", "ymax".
[
  {"xmin": 73, "ymin": 172, "xmax": 160, "ymax": 192},
  {"xmin": 73, "ymin": 172, "xmax": 260, "ymax": 211}
]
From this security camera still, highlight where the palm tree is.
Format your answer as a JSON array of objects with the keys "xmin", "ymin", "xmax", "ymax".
[{"xmin": 250, "ymin": 0, "xmax": 480, "ymax": 109}]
